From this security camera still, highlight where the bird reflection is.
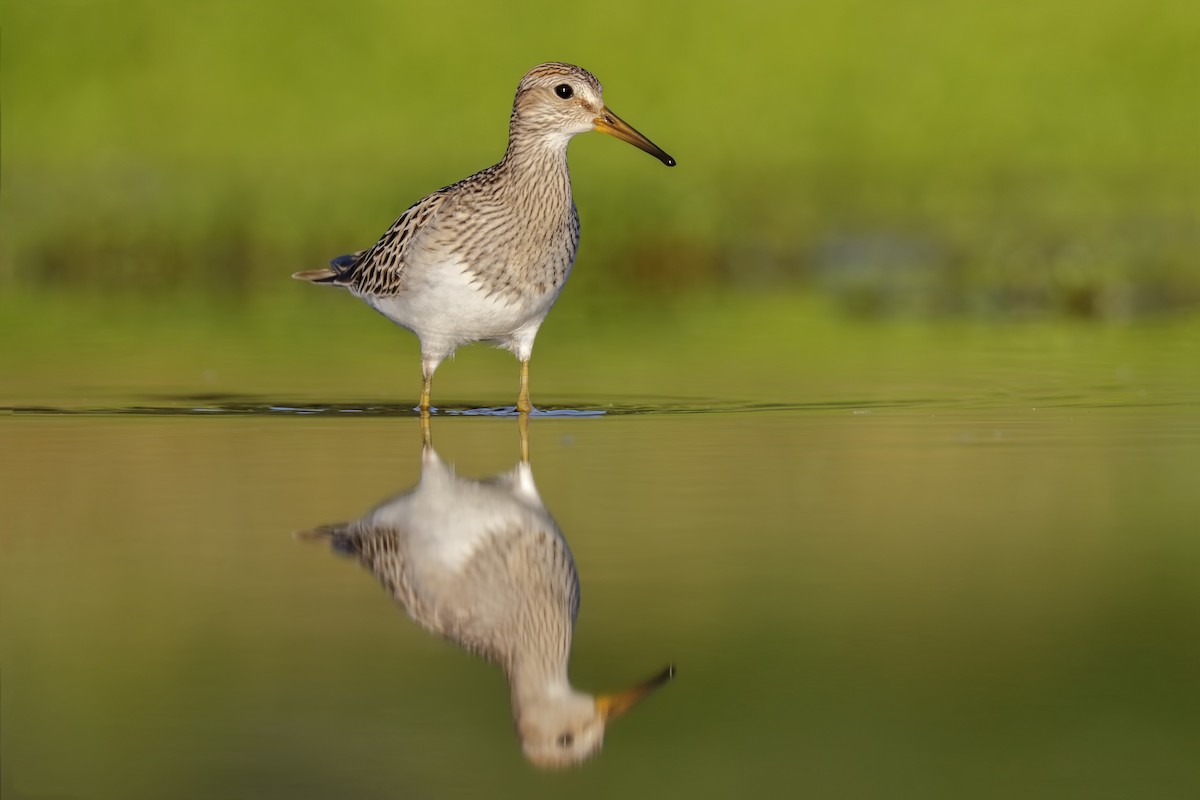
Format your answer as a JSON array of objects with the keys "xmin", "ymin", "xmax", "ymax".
[{"xmin": 299, "ymin": 418, "xmax": 673, "ymax": 768}]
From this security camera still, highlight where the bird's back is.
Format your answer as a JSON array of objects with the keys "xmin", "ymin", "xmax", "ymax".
[{"xmin": 314, "ymin": 465, "xmax": 579, "ymax": 669}]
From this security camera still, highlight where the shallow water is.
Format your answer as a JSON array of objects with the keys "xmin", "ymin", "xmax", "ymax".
[{"xmin": 3, "ymin": 310, "xmax": 1199, "ymax": 799}]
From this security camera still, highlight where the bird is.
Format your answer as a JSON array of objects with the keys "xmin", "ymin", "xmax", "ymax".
[
  {"xmin": 298, "ymin": 421, "xmax": 674, "ymax": 768},
  {"xmin": 292, "ymin": 62, "xmax": 675, "ymax": 413}
]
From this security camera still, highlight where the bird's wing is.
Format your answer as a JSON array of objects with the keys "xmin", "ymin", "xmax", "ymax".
[
  {"xmin": 330, "ymin": 190, "xmax": 452, "ymax": 294},
  {"xmin": 329, "ymin": 250, "xmax": 367, "ymax": 271},
  {"xmin": 301, "ymin": 520, "xmax": 425, "ymax": 613}
]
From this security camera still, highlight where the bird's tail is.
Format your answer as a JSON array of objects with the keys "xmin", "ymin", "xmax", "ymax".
[
  {"xmin": 291, "ymin": 249, "xmax": 367, "ymax": 283},
  {"xmin": 295, "ymin": 523, "xmax": 360, "ymax": 557},
  {"xmin": 291, "ymin": 268, "xmax": 339, "ymax": 283}
]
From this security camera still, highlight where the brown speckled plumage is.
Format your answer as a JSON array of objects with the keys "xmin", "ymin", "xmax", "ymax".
[
  {"xmin": 315, "ymin": 514, "xmax": 578, "ymax": 674},
  {"xmin": 300, "ymin": 438, "xmax": 673, "ymax": 769},
  {"xmin": 292, "ymin": 62, "xmax": 674, "ymax": 412}
]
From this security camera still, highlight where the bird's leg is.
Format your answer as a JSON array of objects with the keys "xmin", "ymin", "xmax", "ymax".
[
  {"xmin": 421, "ymin": 411, "xmax": 433, "ymax": 450},
  {"xmin": 518, "ymin": 411, "xmax": 530, "ymax": 463},
  {"xmin": 516, "ymin": 359, "xmax": 532, "ymax": 414},
  {"xmin": 419, "ymin": 363, "xmax": 434, "ymax": 414}
]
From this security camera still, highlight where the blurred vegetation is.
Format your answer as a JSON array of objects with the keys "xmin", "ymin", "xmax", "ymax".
[{"xmin": 2, "ymin": 0, "xmax": 1198, "ymax": 318}]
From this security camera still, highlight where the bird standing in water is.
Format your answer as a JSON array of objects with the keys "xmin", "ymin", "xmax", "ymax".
[{"xmin": 293, "ymin": 62, "xmax": 675, "ymax": 413}]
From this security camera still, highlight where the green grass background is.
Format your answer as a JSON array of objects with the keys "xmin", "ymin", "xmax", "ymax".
[
  {"xmin": 4, "ymin": 6, "xmax": 1200, "ymax": 795},
  {"xmin": 3, "ymin": 0, "xmax": 1198, "ymax": 317}
]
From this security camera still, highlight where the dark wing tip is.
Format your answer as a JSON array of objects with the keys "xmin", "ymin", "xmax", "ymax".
[{"xmin": 330, "ymin": 253, "xmax": 357, "ymax": 270}]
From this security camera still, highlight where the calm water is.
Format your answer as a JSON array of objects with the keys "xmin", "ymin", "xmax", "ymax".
[{"xmin": 3, "ymin": 314, "xmax": 1199, "ymax": 799}]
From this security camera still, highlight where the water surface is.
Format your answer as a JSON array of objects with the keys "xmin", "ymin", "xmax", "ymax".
[{"xmin": 3, "ymin": 313, "xmax": 1198, "ymax": 799}]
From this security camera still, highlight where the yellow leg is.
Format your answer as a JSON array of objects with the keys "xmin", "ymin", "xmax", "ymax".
[
  {"xmin": 421, "ymin": 411, "xmax": 433, "ymax": 449},
  {"xmin": 518, "ymin": 411, "xmax": 530, "ymax": 463},
  {"xmin": 516, "ymin": 360, "xmax": 532, "ymax": 414},
  {"xmin": 419, "ymin": 369, "xmax": 432, "ymax": 413}
]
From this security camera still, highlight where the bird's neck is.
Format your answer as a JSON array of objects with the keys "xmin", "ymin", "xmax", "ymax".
[
  {"xmin": 502, "ymin": 576, "xmax": 576, "ymax": 714},
  {"xmin": 507, "ymin": 649, "xmax": 574, "ymax": 715},
  {"xmin": 499, "ymin": 126, "xmax": 574, "ymax": 197}
]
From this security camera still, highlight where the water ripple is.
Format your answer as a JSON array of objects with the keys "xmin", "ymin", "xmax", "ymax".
[
  {"xmin": 2, "ymin": 392, "xmax": 1193, "ymax": 418},
  {"xmin": 2, "ymin": 394, "xmax": 929, "ymax": 418}
]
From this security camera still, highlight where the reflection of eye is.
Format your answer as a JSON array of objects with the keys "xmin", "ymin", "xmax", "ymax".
[
  {"xmin": 557, "ymin": 732, "xmax": 574, "ymax": 748},
  {"xmin": 555, "ymin": 84, "xmax": 574, "ymax": 99}
]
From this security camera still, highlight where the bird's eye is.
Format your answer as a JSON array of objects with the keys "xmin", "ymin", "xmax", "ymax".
[
  {"xmin": 554, "ymin": 84, "xmax": 574, "ymax": 99},
  {"xmin": 556, "ymin": 732, "xmax": 574, "ymax": 748}
]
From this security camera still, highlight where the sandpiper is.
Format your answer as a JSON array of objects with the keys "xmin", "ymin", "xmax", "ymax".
[
  {"xmin": 299, "ymin": 424, "xmax": 674, "ymax": 768},
  {"xmin": 293, "ymin": 62, "xmax": 675, "ymax": 413}
]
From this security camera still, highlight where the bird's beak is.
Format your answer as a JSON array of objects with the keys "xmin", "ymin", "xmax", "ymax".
[
  {"xmin": 594, "ymin": 664, "xmax": 676, "ymax": 722},
  {"xmin": 594, "ymin": 107, "xmax": 676, "ymax": 167}
]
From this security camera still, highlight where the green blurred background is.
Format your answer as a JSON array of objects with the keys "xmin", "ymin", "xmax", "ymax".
[
  {"xmin": 4, "ymin": 4, "xmax": 1200, "ymax": 797},
  {"xmin": 3, "ymin": 0, "xmax": 1197, "ymax": 318}
]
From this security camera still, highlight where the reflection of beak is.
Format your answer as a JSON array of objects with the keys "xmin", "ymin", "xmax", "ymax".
[
  {"xmin": 593, "ymin": 107, "xmax": 676, "ymax": 167},
  {"xmin": 595, "ymin": 664, "xmax": 676, "ymax": 722}
]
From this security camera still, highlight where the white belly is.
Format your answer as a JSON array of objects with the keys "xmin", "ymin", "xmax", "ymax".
[
  {"xmin": 358, "ymin": 257, "xmax": 562, "ymax": 363},
  {"xmin": 369, "ymin": 459, "xmax": 549, "ymax": 577}
]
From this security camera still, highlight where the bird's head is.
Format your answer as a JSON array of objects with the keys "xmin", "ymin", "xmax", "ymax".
[
  {"xmin": 511, "ymin": 62, "xmax": 675, "ymax": 167},
  {"xmin": 515, "ymin": 665, "xmax": 675, "ymax": 769}
]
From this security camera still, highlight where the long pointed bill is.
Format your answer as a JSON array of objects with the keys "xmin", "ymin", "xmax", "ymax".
[
  {"xmin": 594, "ymin": 107, "xmax": 676, "ymax": 167},
  {"xmin": 594, "ymin": 664, "xmax": 676, "ymax": 722}
]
